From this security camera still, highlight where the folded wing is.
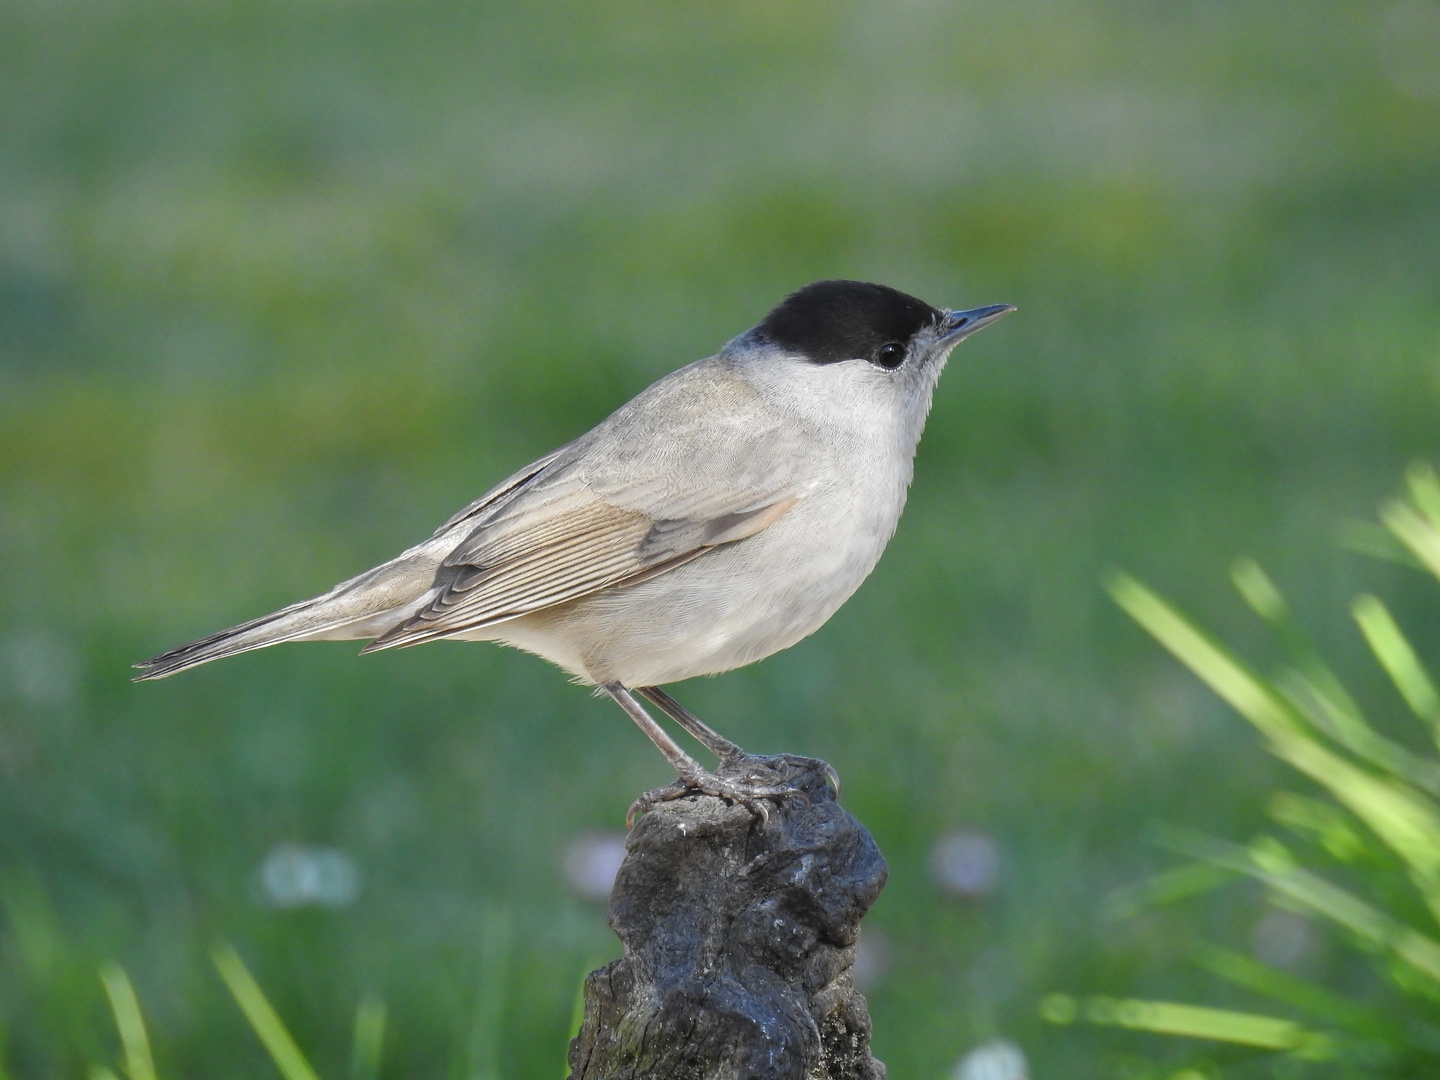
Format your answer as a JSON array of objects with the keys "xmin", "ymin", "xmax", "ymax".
[{"xmin": 360, "ymin": 480, "xmax": 800, "ymax": 651}]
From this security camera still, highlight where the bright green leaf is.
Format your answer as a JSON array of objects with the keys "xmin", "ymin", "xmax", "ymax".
[
  {"xmin": 1353, "ymin": 594, "xmax": 1440, "ymax": 739},
  {"xmin": 1107, "ymin": 573, "xmax": 1303, "ymax": 745},
  {"xmin": 1383, "ymin": 500, "xmax": 1440, "ymax": 581},
  {"xmin": 1068, "ymin": 993, "xmax": 1332, "ymax": 1056},
  {"xmin": 1113, "ymin": 575, "xmax": 1440, "ymax": 913},
  {"xmin": 1407, "ymin": 461, "xmax": 1440, "ymax": 530},
  {"xmin": 212, "ymin": 944, "xmax": 321, "ymax": 1080},
  {"xmin": 1192, "ymin": 943, "xmax": 1401, "ymax": 1039},
  {"xmin": 350, "ymin": 995, "xmax": 385, "ymax": 1080},
  {"xmin": 1103, "ymin": 862, "xmax": 1235, "ymax": 922},
  {"xmin": 1153, "ymin": 826, "xmax": 1440, "ymax": 988},
  {"xmin": 1276, "ymin": 670, "xmax": 1440, "ymax": 796},
  {"xmin": 1232, "ymin": 558, "xmax": 1288, "ymax": 623},
  {"xmin": 98, "ymin": 964, "xmax": 156, "ymax": 1080}
]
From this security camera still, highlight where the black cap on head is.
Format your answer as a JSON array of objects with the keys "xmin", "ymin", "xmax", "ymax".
[{"xmin": 754, "ymin": 280, "xmax": 942, "ymax": 364}]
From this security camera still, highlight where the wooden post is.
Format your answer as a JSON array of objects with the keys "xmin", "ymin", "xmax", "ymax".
[{"xmin": 566, "ymin": 755, "xmax": 888, "ymax": 1080}]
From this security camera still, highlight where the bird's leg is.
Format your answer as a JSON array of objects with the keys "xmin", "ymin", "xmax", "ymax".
[
  {"xmin": 601, "ymin": 681, "xmax": 705, "ymax": 777},
  {"xmin": 637, "ymin": 685, "xmax": 740, "ymax": 759},
  {"xmin": 640, "ymin": 684, "xmax": 843, "ymax": 799},
  {"xmin": 638, "ymin": 686, "xmax": 841, "ymax": 796},
  {"xmin": 632, "ymin": 684, "xmax": 842, "ymax": 801},
  {"xmin": 601, "ymin": 682, "xmax": 803, "ymax": 828}
]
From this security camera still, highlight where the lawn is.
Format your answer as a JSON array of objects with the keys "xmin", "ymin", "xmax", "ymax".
[{"xmin": 1, "ymin": 2, "xmax": 1439, "ymax": 1076}]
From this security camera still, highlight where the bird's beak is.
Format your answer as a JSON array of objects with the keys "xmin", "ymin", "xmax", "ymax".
[{"xmin": 938, "ymin": 303, "xmax": 1016, "ymax": 345}]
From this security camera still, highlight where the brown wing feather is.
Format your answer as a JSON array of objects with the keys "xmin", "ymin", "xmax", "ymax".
[{"xmin": 361, "ymin": 491, "xmax": 797, "ymax": 652}]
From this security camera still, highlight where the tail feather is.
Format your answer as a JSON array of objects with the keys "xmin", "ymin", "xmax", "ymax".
[
  {"xmin": 133, "ymin": 543, "xmax": 448, "ymax": 681},
  {"xmin": 133, "ymin": 598, "xmax": 371, "ymax": 680}
]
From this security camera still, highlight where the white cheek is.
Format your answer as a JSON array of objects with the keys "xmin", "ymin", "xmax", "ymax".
[{"xmin": 737, "ymin": 356, "xmax": 910, "ymax": 448}]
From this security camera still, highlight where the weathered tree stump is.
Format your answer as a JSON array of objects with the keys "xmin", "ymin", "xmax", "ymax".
[{"xmin": 566, "ymin": 755, "xmax": 888, "ymax": 1080}]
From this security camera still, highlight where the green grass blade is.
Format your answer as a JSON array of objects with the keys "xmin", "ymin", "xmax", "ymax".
[
  {"xmin": 569, "ymin": 980, "xmax": 586, "ymax": 1045},
  {"xmin": 1152, "ymin": 826, "xmax": 1440, "ymax": 987},
  {"xmin": 1112, "ymin": 574, "xmax": 1440, "ymax": 908},
  {"xmin": 1260, "ymin": 733, "xmax": 1440, "ymax": 923},
  {"xmin": 1407, "ymin": 461, "xmax": 1440, "ymax": 530},
  {"xmin": 1224, "ymin": 563, "xmax": 1440, "ymax": 792},
  {"xmin": 1107, "ymin": 573, "xmax": 1304, "ymax": 745},
  {"xmin": 456, "ymin": 906, "xmax": 511, "ymax": 1080},
  {"xmin": 1241, "ymin": 674, "xmax": 1435, "ymax": 879},
  {"xmin": 560, "ymin": 966, "xmax": 591, "ymax": 1080},
  {"xmin": 89, "ymin": 1069, "xmax": 122, "ymax": 1080},
  {"xmin": 1226, "ymin": 562, "xmax": 1378, "ymax": 753},
  {"xmin": 1232, "ymin": 558, "xmax": 1288, "ymax": 622},
  {"xmin": 1383, "ymin": 500, "xmax": 1440, "ymax": 581},
  {"xmin": 1221, "ymin": 561, "xmax": 1439, "ymax": 789},
  {"xmin": 1191, "ymin": 942, "xmax": 1402, "ymax": 1039},
  {"xmin": 98, "ymin": 964, "xmax": 156, "ymax": 1080},
  {"xmin": 1276, "ymin": 669, "xmax": 1440, "ymax": 796},
  {"xmin": 1353, "ymin": 594, "xmax": 1440, "ymax": 739},
  {"xmin": 1337, "ymin": 519, "xmax": 1426, "ymax": 568},
  {"xmin": 350, "ymin": 995, "xmax": 385, "ymax": 1080},
  {"xmin": 1043, "ymin": 993, "xmax": 1332, "ymax": 1056},
  {"xmin": 1268, "ymin": 792, "xmax": 1366, "ymax": 862},
  {"xmin": 1102, "ymin": 863, "xmax": 1235, "ymax": 921},
  {"xmin": 212, "ymin": 944, "xmax": 322, "ymax": 1080}
]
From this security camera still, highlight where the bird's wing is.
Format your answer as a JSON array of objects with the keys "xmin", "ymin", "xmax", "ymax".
[{"xmin": 363, "ymin": 362, "xmax": 813, "ymax": 650}]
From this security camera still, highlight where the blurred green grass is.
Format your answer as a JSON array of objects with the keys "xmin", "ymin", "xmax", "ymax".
[{"xmin": 1, "ymin": 0, "xmax": 1439, "ymax": 1076}]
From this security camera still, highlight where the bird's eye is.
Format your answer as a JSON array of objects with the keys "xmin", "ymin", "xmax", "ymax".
[{"xmin": 873, "ymin": 343, "xmax": 906, "ymax": 369}]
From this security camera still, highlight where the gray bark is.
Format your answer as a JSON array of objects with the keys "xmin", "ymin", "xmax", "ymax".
[{"xmin": 566, "ymin": 755, "xmax": 888, "ymax": 1080}]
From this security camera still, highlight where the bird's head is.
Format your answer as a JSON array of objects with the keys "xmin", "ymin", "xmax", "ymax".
[{"xmin": 727, "ymin": 279, "xmax": 1014, "ymax": 440}]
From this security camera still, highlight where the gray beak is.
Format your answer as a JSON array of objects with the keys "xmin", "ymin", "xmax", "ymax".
[{"xmin": 938, "ymin": 303, "xmax": 1016, "ymax": 344}]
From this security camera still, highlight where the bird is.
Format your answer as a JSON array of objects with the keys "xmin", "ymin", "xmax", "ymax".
[{"xmin": 135, "ymin": 280, "xmax": 1013, "ymax": 822}]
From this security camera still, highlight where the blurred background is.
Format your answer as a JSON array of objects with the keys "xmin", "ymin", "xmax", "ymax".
[{"xmin": 2, "ymin": 0, "xmax": 1439, "ymax": 1076}]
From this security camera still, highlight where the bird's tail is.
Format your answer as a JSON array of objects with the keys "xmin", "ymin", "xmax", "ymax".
[
  {"xmin": 133, "ymin": 598, "xmax": 359, "ymax": 681},
  {"xmin": 133, "ymin": 547, "xmax": 444, "ymax": 681}
]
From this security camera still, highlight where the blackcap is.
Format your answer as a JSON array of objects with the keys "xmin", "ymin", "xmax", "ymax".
[{"xmin": 136, "ymin": 281, "xmax": 1014, "ymax": 819}]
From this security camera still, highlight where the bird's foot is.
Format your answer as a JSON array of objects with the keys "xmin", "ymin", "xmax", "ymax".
[
  {"xmin": 627, "ymin": 768, "xmax": 800, "ymax": 830},
  {"xmin": 626, "ymin": 752, "xmax": 840, "ymax": 829}
]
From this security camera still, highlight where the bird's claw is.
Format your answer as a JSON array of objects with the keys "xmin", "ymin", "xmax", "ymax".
[
  {"xmin": 626, "ymin": 767, "xmax": 806, "ymax": 830},
  {"xmin": 820, "ymin": 761, "xmax": 841, "ymax": 798}
]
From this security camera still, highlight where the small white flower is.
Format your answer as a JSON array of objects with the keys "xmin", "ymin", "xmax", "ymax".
[
  {"xmin": 930, "ymin": 830, "xmax": 1001, "ymax": 898},
  {"xmin": 952, "ymin": 1038, "xmax": 1028, "ymax": 1080},
  {"xmin": 260, "ymin": 844, "xmax": 360, "ymax": 908},
  {"xmin": 563, "ymin": 831, "xmax": 628, "ymax": 902}
]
